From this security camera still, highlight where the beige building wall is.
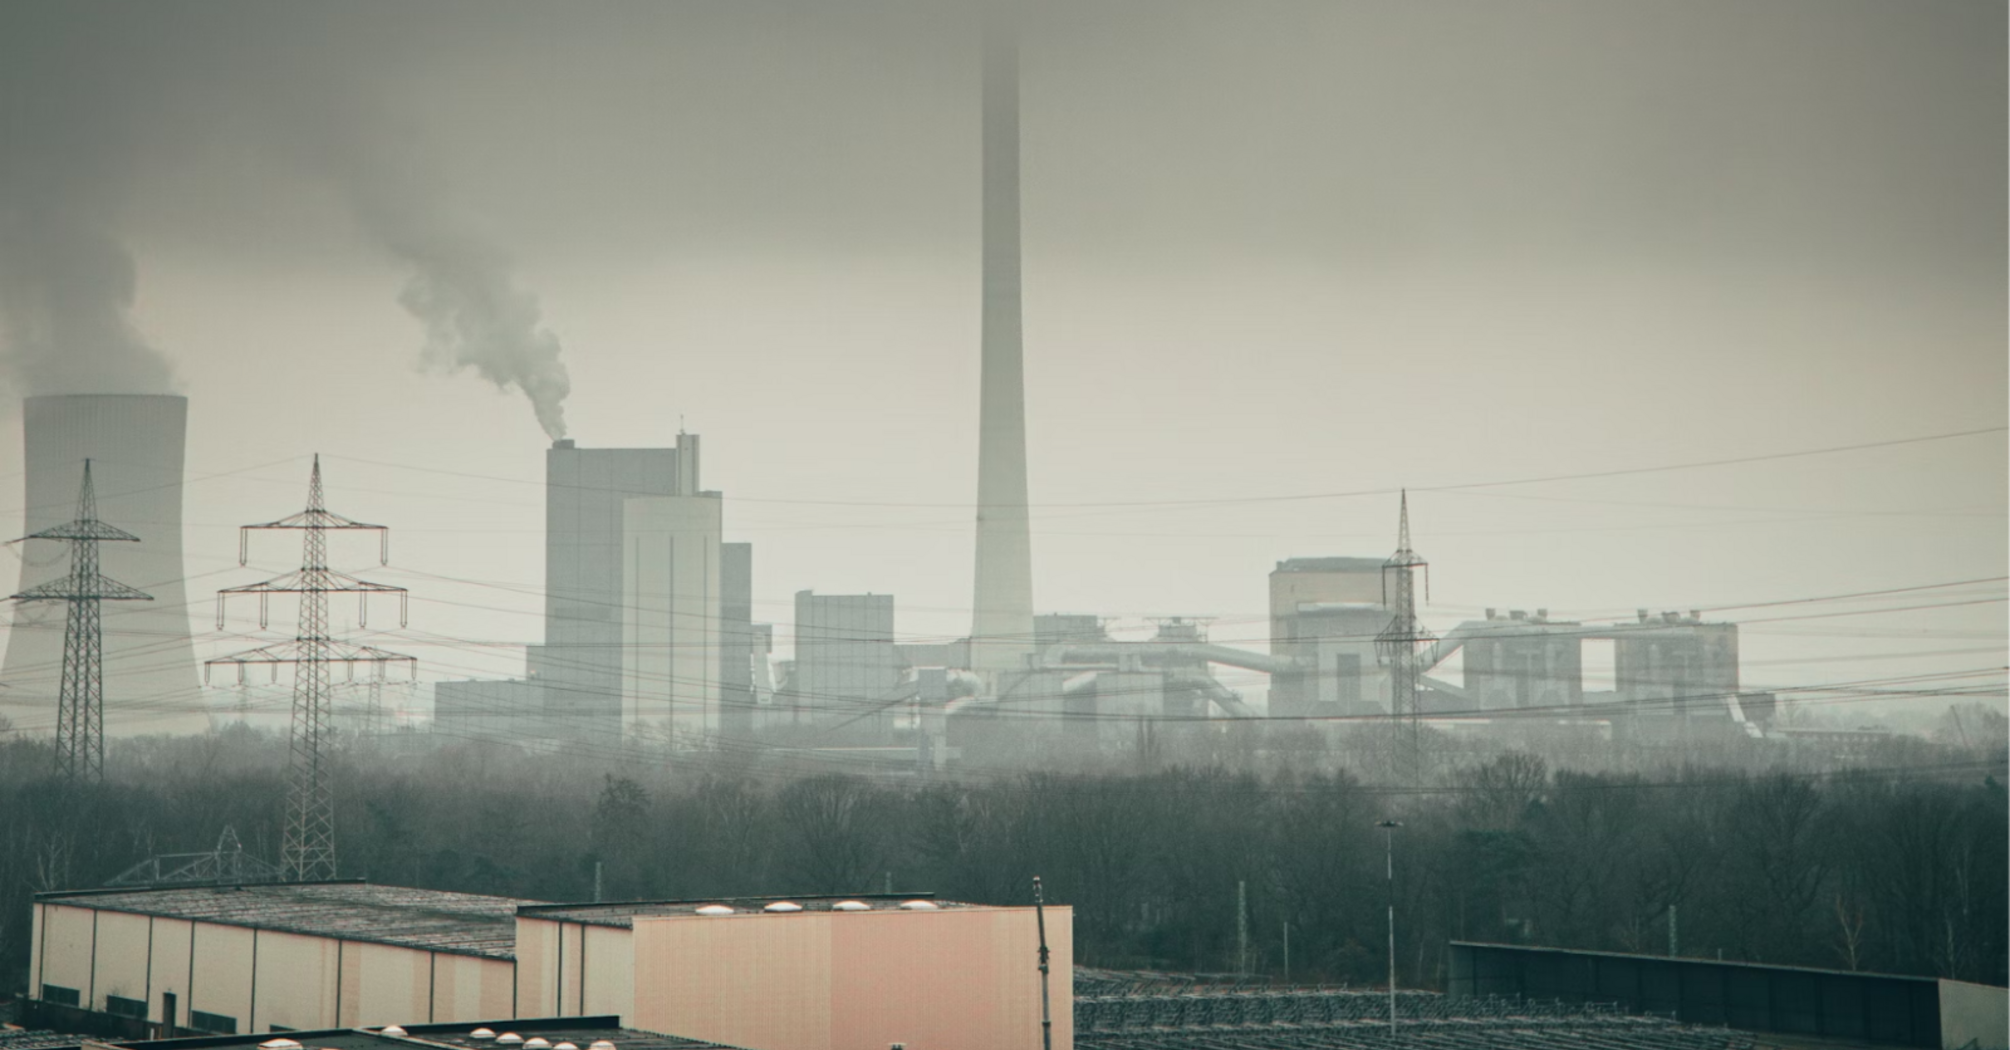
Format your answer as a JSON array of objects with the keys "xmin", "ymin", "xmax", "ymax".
[
  {"xmin": 148, "ymin": 918, "xmax": 195, "ymax": 1025},
  {"xmin": 514, "ymin": 917, "xmax": 559, "ymax": 1017},
  {"xmin": 89, "ymin": 912, "xmax": 151, "ymax": 1012},
  {"xmin": 581, "ymin": 924, "xmax": 636, "ymax": 1020},
  {"xmin": 31, "ymin": 904, "xmax": 95, "ymax": 1005},
  {"xmin": 514, "ymin": 916, "xmax": 638, "ymax": 1020},
  {"xmin": 432, "ymin": 953, "xmax": 517, "ymax": 1023},
  {"xmin": 31, "ymin": 902, "xmax": 512, "ymax": 1034},
  {"xmin": 353, "ymin": 941, "xmax": 430, "ymax": 1026},
  {"xmin": 251, "ymin": 931, "xmax": 340, "ymax": 1032},
  {"xmin": 188, "ymin": 923, "xmax": 254, "ymax": 1033},
  {"xmin": 623, "ymin": 495, "xmax": 723, "ymax": 743},
  {"xmin": 630, "ymin": 906, "xmax": 1072, "ymax": 1050}
]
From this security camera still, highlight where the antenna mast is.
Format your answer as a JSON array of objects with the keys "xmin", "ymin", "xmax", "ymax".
[
  {"xmin": 209, "ymin": 456, "xmax": 414, "ymax": 881},
  {"xmin": 1375, "ymin": 491, "xmax": 1434, "ymax": 782},
  {"xmin": 9, "ymin": 460, "xmax": 153, "ymax": 782}
]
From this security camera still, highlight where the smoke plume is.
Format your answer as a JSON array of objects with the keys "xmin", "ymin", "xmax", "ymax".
[
  {"xmin": 356, "ymin": 199, "xmax": 573, "ymax": 441},
  {"xmin": 0, "ymin": 6, "xmax": 179, "ymax": 399},
  {"xmin": 0, "ymin": 208, "xmax": 179, "ymax": 396}
]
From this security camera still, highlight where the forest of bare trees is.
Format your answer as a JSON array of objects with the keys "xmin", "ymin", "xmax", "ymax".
[{"xmin": 1, "ymin": 714, "xmax": 2004, "ymax": 997}]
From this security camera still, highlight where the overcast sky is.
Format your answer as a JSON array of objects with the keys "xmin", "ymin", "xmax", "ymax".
[{"xmin": 0, "ymin": 0, "xmax": 2002, "ymax": 722}]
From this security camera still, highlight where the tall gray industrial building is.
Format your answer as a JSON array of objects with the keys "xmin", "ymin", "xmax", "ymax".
[
  {"xmin": 537, "ymin": 438, "xmax": 686, "ymax": 743},
  {"xmin": 1, "ymin": 395, "xmax": 206, "ymax": 738},
  {"xmin": 968, "ymin": 15, "xmax": 1036, "ymax": 677},
  {"xmin": 436, "ymin": 431, "xmax": 761, "ymax": 749}
]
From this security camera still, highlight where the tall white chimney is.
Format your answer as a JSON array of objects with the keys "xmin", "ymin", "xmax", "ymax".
[{"xmin": 970, "ymin": 11, "xmax": 1035, "ymax": 675}]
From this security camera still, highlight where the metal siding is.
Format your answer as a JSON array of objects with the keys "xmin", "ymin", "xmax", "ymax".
[
  {"xmin": 513, "ymin": 918, "xmax": 556, "ymax": 1018},
  {"xmin": 249, "ymin": 929, "xmax": 339, "ymax": 1031},
  {"xmin": 190, "ymin": 922, "xmax": 255, "ymax": 1034},
  {"xmin": 147, "ymin": 918, "xmax": 193, "ymax": 1024},
  {"xmin": 93, "ymin": 911, "xmax": 152, "ymax": 1012},
  {"xmin": 1445, "ymin": 943, "xmax": 1943, "ymax": 1048},
  {"xmin": 39, "ymin": 905, "xmax": 97, "ymax": 1003}
]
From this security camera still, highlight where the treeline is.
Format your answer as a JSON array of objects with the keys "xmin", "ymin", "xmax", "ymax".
[{"xmin": 0, "ymin": 723, "xmax": 2004, "ymax": 995}]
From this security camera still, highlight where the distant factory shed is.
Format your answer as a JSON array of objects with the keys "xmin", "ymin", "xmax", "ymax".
[{"xmin": 32, "ymin": 883, "xmax": 529, "ymax": 1034}]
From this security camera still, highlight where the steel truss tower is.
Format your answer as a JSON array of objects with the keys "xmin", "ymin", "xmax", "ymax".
[
  {"xmin": 8, "ymin": 461, "xmax": 152, "ymax": 782},
  {"xmin": 209, "ymin": 456, "xmax": 413, "ymax": 881},
  {"xmin": 1376, "ymin": 492, "xmax": 1434, "ymax": 779}
]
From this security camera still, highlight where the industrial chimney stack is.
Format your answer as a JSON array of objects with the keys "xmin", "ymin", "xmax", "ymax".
[{"xmin": 969, "ymin": 10, "xmax": 1035, "ymax": 675}]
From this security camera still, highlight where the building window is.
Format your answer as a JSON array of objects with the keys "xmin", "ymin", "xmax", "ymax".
[
  {"xmin": 189, "ymin": 1011, "xmax": 237, "ymax": 1034},
  {"xmin": 106, "ymin": 996, "xmax": 147, "ymax": 1020},
  {"xmin": 40, "ymin": 985, "xmax": 80, "ymax": 1007}
]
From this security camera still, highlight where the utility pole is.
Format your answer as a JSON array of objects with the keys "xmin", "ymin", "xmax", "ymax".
[
  {"xmin": 1033, "ymin": 876, "xmax": 1053, "ymax": 1050},
  {"xmin": 1376, "ymin": 493, "xmax": 1433, "ymax": 785},
  {"xmin": 209, "ymin": 457, "xmax": 413, "ymax": 881},
  {"xmin": 9, "ymin": 461, "xmax": 152, "ymax": 783},
  {"xmin": 1236, "ymin": 880, "xmax": 1249, "ymax": 976},
  {"xmin": 1377, "ymin": 819, "xmax": 1403, "ymax": 1035},
  {"xmin": 1283, "ymin": 922, "xmax": 1291, "ymax": 984},
  {"xmin": 1668, "ymin": 904, "xmax": 1679, "ymax": 957}
]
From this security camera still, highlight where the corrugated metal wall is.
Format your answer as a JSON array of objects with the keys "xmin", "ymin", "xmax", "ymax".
[{"xmin": 1448, "ymin": 941, "xmax": 1941, "ymax": 1047}]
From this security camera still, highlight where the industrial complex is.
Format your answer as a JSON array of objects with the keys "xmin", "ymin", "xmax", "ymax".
[{"xmin": 0, "ymin": 4, "xmax": 1782, "ymax": 772}]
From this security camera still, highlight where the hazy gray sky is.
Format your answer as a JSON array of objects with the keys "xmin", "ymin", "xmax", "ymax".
[{"xmin": 0, "ymin": 0, "xmax": 2002, "ymax": 720}]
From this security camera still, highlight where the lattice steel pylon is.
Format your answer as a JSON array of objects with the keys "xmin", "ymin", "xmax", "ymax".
[
  {"xmin": 1375, "ymin": 491, "xmax": 1433, "ymax": 781},
  {"xmin": 8, "ymin": 460, "xmax": 153, "ymax": 782},
  {"xmin": 208, "ymin": 456, "xmax": 414, "ymax": 881}
]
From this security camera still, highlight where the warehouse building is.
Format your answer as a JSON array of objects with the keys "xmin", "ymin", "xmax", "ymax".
[
  {"xmin": 29, "ymin": 884, "xmax": 526, "ymax": 1034},
  {"xmin": 30, "ymin": 883, "xmax": 1073, "ymax": 1050}
]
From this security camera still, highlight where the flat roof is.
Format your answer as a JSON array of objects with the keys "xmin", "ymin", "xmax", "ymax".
[
  {"xmin": 519, "ymin": 893, "xmax": 966, "ymax": 929},
  {"xmin": 37, "ymin": 883, "xmax": 535, "ymax": 960},
  {"xmin": 1274, "ymin": 557, "xmax": 1384, "ymax": 573}
]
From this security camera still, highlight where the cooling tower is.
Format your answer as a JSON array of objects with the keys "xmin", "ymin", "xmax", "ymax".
[
  {"xmin": 0, "ymin": 395, "xmax": 205, "ymax": 737},
  {"xmin": 969, "ymin": 18, "xmax": 1036, "ymax": 674}
]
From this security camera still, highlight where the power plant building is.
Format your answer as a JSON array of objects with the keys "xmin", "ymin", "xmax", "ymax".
[
  {"xmin": 785, "ymin": 591, "xmax": 901, "ymax": 730},
  {"xmin": 1268, "ymin": 557, "xmax": 1390, "ymax": 718},
  {"xmin": 620, "ymin": 479, "xmax": 723, "ymax": 742},
  {"xmin": 2, "ymin": 394, "xmax": 205, "ymax": 738},
  {"xmin": 541, "ymin": 436, "xmax": 690, "ymax": 745}
]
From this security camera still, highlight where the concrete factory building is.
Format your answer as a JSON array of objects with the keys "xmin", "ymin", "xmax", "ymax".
[
  {"xmin": 437, "ymin": 431, "xmax": 761, "ymax": 749},
  {"xmin": 2, "ymin": 395, "xmax": 206, "ymax": 738},
  {"xmin": 30, "ymin": 883, "xmax": 1072, "ymax": 1050}
]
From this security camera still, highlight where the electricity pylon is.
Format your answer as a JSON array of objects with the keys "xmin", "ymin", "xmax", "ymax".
[
  {"xmin": 8, "ymin": 460, "xmax": 153, "ymax": 782},
  {"xmin": 1376, "ymin": 491, "xmax": 1433, "ymax": 783},
  {"xmin": 209, "ymin": 456, "xmax": 413, "ymax": 881}
]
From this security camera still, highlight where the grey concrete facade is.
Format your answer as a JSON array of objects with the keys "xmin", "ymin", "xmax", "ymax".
[{"xmin": 543, "ymin": 439, "xmax": 684, "ymax": 745}]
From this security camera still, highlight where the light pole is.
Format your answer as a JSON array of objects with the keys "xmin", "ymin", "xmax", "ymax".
[{"xmin": 1377, "ymin": 819, "xmax": 1403, "ymax": 1035}]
